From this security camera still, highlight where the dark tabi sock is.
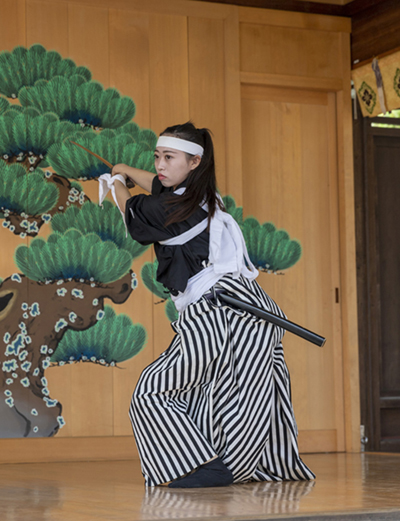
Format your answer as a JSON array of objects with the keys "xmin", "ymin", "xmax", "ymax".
[{"xmin": 168, "ymin": 457, "xmax": 234, "ymax": 488}]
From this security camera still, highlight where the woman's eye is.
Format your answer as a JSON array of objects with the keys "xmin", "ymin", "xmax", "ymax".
[{"xmin": 165, "ymin": 155, "xmax": 171, "ymax": 160}]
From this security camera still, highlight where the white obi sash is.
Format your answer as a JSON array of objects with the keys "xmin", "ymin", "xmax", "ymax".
[{"xmin": 161, "ymin": 188, "xmax": 258, "ymax": 312}]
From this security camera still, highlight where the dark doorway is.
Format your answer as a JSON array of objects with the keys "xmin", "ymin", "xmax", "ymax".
[{"xmin": 355, "ymin": 110, "xmax": 400, "ymax": 452}]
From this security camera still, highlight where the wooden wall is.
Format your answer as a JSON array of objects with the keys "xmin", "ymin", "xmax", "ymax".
[{"xmin": 0, "ymin": 0, "xmax": 359, "ymax": 463}]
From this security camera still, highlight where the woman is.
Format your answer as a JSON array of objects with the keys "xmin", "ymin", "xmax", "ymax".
[{"xmin": 108, "ymin": 122, "xmax": 315, "ymax": 488}]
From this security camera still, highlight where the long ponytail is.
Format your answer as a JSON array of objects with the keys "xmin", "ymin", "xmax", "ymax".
[{"xmin": 161, "ymin": 122, "xmax": 224, "ymax": 227}]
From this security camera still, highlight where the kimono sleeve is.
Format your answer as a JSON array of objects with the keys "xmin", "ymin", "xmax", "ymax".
[{"xmin": 125, "ymin": 193, "xmax": 171, "ymax": 246}]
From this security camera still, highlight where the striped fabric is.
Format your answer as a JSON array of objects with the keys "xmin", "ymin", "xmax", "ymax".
[{"xmin": 129, "ymin": 274, "xmax": 315, "ymax": 486}]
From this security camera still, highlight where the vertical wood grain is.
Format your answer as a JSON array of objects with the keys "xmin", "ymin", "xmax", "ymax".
[
  {"xmin": 148, "ymin": 12, "xmax": 189, "ymax": 360},
  {"xmin": 108, "ymin": 11, "xmax": 155, "ymax": 434},
  {"xmin": 0, "ymin": 0, "xmax": 357, "ymax": 458},
  {"xmin": 0, "ymin": 0, "xmax": 26, "ymax": 51},
  {"xmin": 65, "ymin": 6, "xmax": 111, "ymax": 436},
  {"xmin": 241, "ymin": 86, "xmax": 339, "ymax": 435},
  {"xmin": 188, "ymin": 16, "xmax": 226, "ymax": 193},
  {"xmin": 337, "ymin": 32, "xmax": 361, "ymax": 452},
  {"xmin": 112, "ymin": 246, "xmax": 155, "ymax": 436},
  {"xmin": 239, "ymin": 22, "xmax": 342, "ymax": 79},
  {"xmin": 68, "ymin": 3, "xmax": 109, "ymax": 86},
  {"xmin": 148, "ymin": 13, "xmax": 189, "ymax": 135},
  {"xmin": 327, "ymin": 91, "xmax": 346, "ymax": 452},
  {"xmin": 109, "ymin": 9, "xmax": 150, "ymax": 128},
  {"xmin": 26, "ymin": 0, "xmax": 68, "ymax": 55},
  {"xmin": 224, "ymin": 8, "xmax": 243, "ymax": 204}
]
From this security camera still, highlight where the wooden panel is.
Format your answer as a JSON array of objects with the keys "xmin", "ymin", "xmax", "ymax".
[
  {"xmin": 327, "ymin": 91, "xmax": 345, "ymax": 452},
  {"xmin": 298, "ymin": 429, "xmax": 338, "ymax": 453},
  {"xmin": 194, "ymin": 0, "xmax": 358, "ymax": 18},
  {"xmin": 223, "ymin": 8, "xmax": 243, "ymax": 203},
  {"xmin": 238, "ymin": 5, "xmax": 351, "ymax": 32},
  {"xmin": 0, "ymin": 0, "xmax": 358, "ymax": 458},
  {"xmin": 109, "ymin": 10, "xmax": 150, "ymax": 128},
  {"xmin": 29, "ymin": 0, "xmax": 232, "ymax": 19},
  {"xmin": 112, "ymin": 248, "xmax": 155, "ymax": 436},
  {"xmin": 241, "ymin": 71, "xmax": 343, "ymax": 92},
  {"xmin": 241, "ymin": 87, "xmax": 342, "ymax": 439},
  {"xmin": 0, "ymin": 429, "xmax": 335, "ymax": 463},
  {"xmin": 0, "ymin": 0, "xmax": 26, "ymax": 51},
  {"xmin": 108, "ymin": 11, "xmax": 155, "ymax": 435},
  {"xmin": 63, "ymin": 7, "xmax": 111, "ymax": 436},
  {"xmin": 0, "ymin": 436, "xmax": 137, "ymax": 464},
  {"xmin": 68, "ymin": 3, "xmax": 109, "ymax": 86},
  {"xmin": 242, "ymin": 83, "xmax": 328, "ymax": 105},
  {"xmin": 73, "ymin": 365, "xmax": 114, "ymax": 436},
  {"xmin": 42, "ymin": 181, "xmax": 108, "ymax": 439},
  {"xmin": 240, "ymin": 22, "xmax": 342, "ymax": 79},
  {"xmin": 337, "ymin": 32, "xmax": 361, "ymax": 452},
  {"xmin": 148, "ymin": 13, "xmax": 189, "ymax": 134},
  {"xmin": 188, "ymin": 16, "xmax": 226, "ymax": 193},
  {"xmin": 147, "ymin": 12, "xmax": 190, "ymax": 360},
  {"xmin": 26, "ymin": 0, "xmax": 68, "ymax": 54}
]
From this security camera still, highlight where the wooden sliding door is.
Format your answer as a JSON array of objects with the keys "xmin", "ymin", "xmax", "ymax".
[{"xmin": 241, "ymin": 85, "xmax": 344, "ymax": 452}]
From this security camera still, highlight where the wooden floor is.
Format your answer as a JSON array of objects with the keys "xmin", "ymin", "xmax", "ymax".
[{"xmin": 0, "ymin": 453, "xmax": 400, "ymax": 520}]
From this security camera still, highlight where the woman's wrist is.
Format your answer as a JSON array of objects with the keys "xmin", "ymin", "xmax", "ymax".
[
  {"xmin": 111, "ymin": 165, "xmax": 127, "ymax": 179},
  {"xmin": 112, "ymin": 165, "xmax": 136, "ymax": 188}
]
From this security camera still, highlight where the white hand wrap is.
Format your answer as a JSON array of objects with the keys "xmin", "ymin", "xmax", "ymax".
[{"xmin": 98, "ymin": 173, "xmax": 128, "ymax": 237}]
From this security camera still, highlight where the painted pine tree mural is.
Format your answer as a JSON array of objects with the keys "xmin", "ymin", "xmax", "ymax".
[
  {"xmin": 0, "ymin": 43, "xmax": 302, "ymax": 439},
  {"xmin": 0, "ymin": 45, "xmax": 152, "ymax": 438}
]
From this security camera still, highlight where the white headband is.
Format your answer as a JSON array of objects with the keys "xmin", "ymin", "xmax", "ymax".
[{"xmin": 156, "ymin": 136, "xmax": 204, "ymax": 157}]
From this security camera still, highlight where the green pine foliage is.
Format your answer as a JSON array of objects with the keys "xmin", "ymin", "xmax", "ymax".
[
  {"xmin": 0, "ymin": 44, "xmax": 91, "ymax": 99},
  {"xmin": 19, "ymin": 75, "xmax": 135, "ymax": 129},
  {"xmin": 141, "ymin": 259, "xmax": 179, "ymax": 322},
  {"xmin": 0, "ymin": 97, "xmax": 23, "ymax": 116},
  {"xmin": 101, "ymin": 122, "xmax": 157, "ymax": 150},
  {"xmin": 141, "ymin": 260, "xmax": 170, "ymax": 301},
  {"xmin": 51, "ymin": 201, "xmax": 149, "ymax": 260},
  {"xmin": 223, "ymin": 195, "xmax": 301, "ymax": 272},
  {"xmin": 14, "ymin": 229, "xmax": 132, "ymax": 283},
  {"xmin": 0, "ymin": 107, "xmax": 85, "ymax": 168},
  {"xmin": 50, "ymin": 305, "xmax": 146, "ymax": 365},
  {"xmin": 241, "ymin": 219, "xmax": 302, "ymax": 272},
  {"xmin": 0, "ymin": 162, "xmax": 58, "ymax": 215},
  {"xmin": 165, "ymin": 299, "xmax": 179, "ymax": 322},
  {"xmin": 222, "ymin": 195, "xmax": 243, "ymax": 226},
  {"xmin": 0, "ymin": 97, "xmax": 9, "ymax": 114},
  {"xmin": 47, "ymin": 126, "xmax": 157, "ymax": 179}
]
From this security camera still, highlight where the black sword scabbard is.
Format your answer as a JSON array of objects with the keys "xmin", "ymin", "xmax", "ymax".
[{"xmin": 217, "ymin": 292, "xmax": 326, "ymax": 347}]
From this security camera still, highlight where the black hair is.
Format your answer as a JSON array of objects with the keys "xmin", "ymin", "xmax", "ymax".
[{"xmin": 160, "ymin": 122, "xmax": 224, "ymax": 227}]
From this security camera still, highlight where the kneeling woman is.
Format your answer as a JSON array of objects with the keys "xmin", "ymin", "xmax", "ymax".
[{"xmin": 109, "ymin": 122, "xmax": 315, "ymax": 488}]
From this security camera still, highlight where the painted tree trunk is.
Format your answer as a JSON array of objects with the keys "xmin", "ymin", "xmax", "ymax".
[{"xmin": 0, "ymin": 271, "xmax": 133, "ymax": 437}]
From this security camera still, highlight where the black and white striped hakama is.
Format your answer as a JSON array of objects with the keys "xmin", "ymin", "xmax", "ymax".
[{"xmin": 129, "ymin": 275, "xmax": 315, "ymax": 486}]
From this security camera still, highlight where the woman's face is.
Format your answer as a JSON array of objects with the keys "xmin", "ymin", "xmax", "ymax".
[{"xmin": 154, "ymin": 146, "xmax": 200, "ymax": 189}]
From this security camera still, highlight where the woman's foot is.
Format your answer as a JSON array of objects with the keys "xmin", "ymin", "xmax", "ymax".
[{"xmin": 168, "ymin": 457, "xmax": 234, "ymax": 488}]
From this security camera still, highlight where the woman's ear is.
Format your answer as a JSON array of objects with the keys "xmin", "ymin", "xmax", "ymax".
[{"xmin": 190, "ymin": 155, "xmax": 201, "ymax": 170}]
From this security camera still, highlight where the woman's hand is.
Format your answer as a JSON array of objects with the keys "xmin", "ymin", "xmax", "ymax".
[
  {"xmin": 112, "ymin": 164, "xmax": 136, "ymax": 188},
  {"xmin": 111, "ymin": 164, "xmax": 128, "ymax": 180},
  {"xmin": 110, "ymin": 163, "xmax": 156, "ymax": 193}
]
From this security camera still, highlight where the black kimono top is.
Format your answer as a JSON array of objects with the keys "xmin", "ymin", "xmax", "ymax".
[{"xmin": 125, "ymin": 176, "xmax": 209, "ymax": 295}]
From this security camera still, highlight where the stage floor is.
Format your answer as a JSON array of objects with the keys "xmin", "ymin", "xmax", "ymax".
[{"xmin": 0, "ymin": 452, "xmax": 400, "ymax": 521}]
